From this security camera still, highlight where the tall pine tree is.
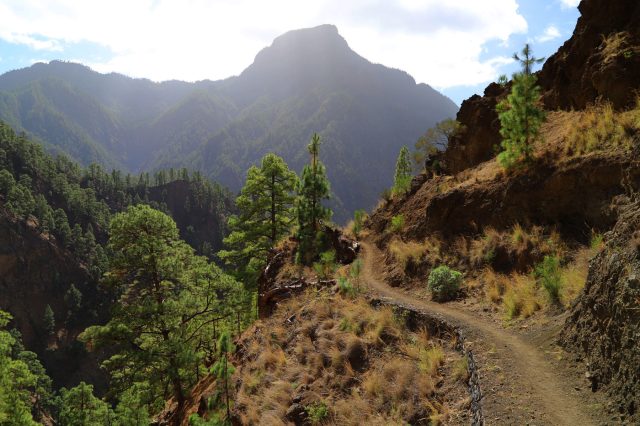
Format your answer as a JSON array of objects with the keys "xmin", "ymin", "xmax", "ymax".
[
  {"xmin": 496, "ymin": 44, "xmax": 546, "ymax": 169},
  {"xmin": 80, "ymin": 205, "xmax": 244, "ymax": 413},
  {"xmin": 296, "ymin": 133, "xmax": 332, "ymax": 264},
  {"xmin": 219, "ymin": 153, "xmax": 297, "ymax": 281},
  {"xmin": 392, "ymin": 146, "xmax": 412, "ymax": 195}
]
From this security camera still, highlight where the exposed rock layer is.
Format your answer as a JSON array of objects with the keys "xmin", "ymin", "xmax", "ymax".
[{"xmin": 560, "ymin": 197, "xmax": 640, "ymax": 422}]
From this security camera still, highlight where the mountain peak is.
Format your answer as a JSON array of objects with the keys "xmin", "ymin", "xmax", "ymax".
[{"xmin": 250, "ymin": 24, "xmax": 352, "ymax": 67}]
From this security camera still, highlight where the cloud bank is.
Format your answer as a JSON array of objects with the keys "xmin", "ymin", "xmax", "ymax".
[{"xmin": 0, "ymin": 0, "xmax": 528, "ymax": 89}]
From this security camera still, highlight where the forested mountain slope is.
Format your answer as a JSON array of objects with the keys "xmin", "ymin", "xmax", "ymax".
[
  {"xmin": 0, "ymin": 122, "xmax": 234, "ymax": 390},
  {"xmin": 0, "ymin": 25, "xmax": 457, "ymax": 222}
]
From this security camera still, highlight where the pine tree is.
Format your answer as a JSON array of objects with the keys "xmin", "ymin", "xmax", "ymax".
[
  {"xmin": 219, "ymin": 154, "xmax": 297, "ymax": 280},
  {"xmin": 296, "ymin": 133, "xmax": 332, "ymax": 264},
  {"xmin": 80, "ymin": 205, "xmax": 244, "ymax": 413},
  {"xmin": 392, "ymin": 146, "xmax": 412, "ymax": 195},
  {"xmin": 0, "ymin": 311, "xmax": 39, "ymax": 425},
  {"xmin": 210, "ymin": 331, "xmax": 235, "ymax": 423},
  {"xmin": 58, "ymin": 382, "xmax": 113, "ymax": 425},
  {"xmin": 496, "ymin": 44, "xmax": 546, "ymax": 169},
  {"xmin": 43, "ymin": 305, "xmax": 55, "ymax": 336}
]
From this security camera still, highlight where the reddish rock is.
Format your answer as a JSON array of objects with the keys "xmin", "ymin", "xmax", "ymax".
[{"xmin": 443, "ymin": 0, "xmax": 640, "ymax": 175}]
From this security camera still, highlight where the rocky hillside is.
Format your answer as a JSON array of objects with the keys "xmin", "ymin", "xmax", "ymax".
[
  {"xmin": 0, "ymin": 25, "xmax": 457, "ymax": 222},
  {"xmin": 560, "ymin": 197, "xmax": 640, "ymax": 423},
  {"xmin": 443, "ymin": 0, "xmax": 640, "ymax": 174},
  {"xmin": 363, "ymin": 0, "xmax": 640, "ymax": 420},
  {"xmin": 157, "ymin": 230, "xmax": 476, "ymax": 425}
]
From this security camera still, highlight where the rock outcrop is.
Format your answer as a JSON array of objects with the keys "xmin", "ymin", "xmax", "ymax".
[
  {"xmin": 444, "ymin": 0, "xmax": 640, "ymax": 174},
  {"xmin": 560, "ymin": 197, "xmax": 640, "ymax": 422},
  {"xmin": 257, "ymin": 228, "xmax": 360, "ymax": 318},
  {"xmin": 540, "ymin": 0, "xmax": 640, "ymax": 111},
  {"xmin": 443, "ymin": 83, "xmax": 506, "ymax": 174},
  {"xmin": 369, "ymin": 152, "xmax": 640, "ymax": 244}
]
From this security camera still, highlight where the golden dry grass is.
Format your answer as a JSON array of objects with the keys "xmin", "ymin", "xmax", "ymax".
[{"xmin": 230, "ymin": 289, "xmax": 465, "ymax": 424}]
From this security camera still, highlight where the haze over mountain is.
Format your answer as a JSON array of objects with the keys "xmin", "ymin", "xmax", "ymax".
[{"xmin": 0, "ymin": 24, "xmax": 457, "ymax": 221}]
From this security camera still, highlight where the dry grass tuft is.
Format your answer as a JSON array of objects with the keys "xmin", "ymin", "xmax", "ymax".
[
  {"xmin": 229, "ymin": 288, "xmax": 465, "ymax": 424},
  {"xmin": 562, "ymin": 101, "xmax": 640, "ymax": 156},
  {"xmin": 600, "ymin": 32, "xmax": 638, "ymax": 64},
  {"xmin": 389, "ymin": 238, "xmax": 429, "ymax": 268},
  {"xmin": 559, "ymin": 246, "xmax": 597, "ymax": 308}
]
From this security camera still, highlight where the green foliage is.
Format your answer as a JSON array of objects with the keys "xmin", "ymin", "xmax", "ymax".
[
  {"xmin": 0, "ymin": 169, "xmax": 15, "ymax": 195},
  {"xmin": 414, "ymin": 119, "xmax": 463, "ymax": 171},
  {"xmin": 297, "ymin": 134, "xmax": 332, "ymax": 264},
  {"xmin": 219, "ymin": 153, "xmax": 297, "ymax": 282},
  {"xmin": 427, "ymin": 266, "xmax": 462, "ymax": 302},
  {"xmin": 350, "ymin": 258, "xmax": 362, "ymax": 280},
  {"xmin": 43, "ymin": 305, "xmax": 55, "ymax": 336},
  {"xmin": 113, "ymin": 384, "xmax": 150, "ymax": 426},
  {"xmin": 189, "ymin": 413, "xmax": 227, "ymax": 425},
  {"xmin": 389, "ymin": 214, "xmax": 405, "ymax": 233},
  {"xmin": 337, "ymin": 277, "xmax": 357, "ymax": 298},
  {"xmin": 590, "ymin": 232, "xmax": 604, "ymax": 251},
  {"xmin": 534, "ymin": 255, "xmax": 562, "ymax": 303},
  {"xmin": 0, "ymin": 311, "xmax": 39, "ymax": 425},
  {"xmin": 58, "ymin": 382, "xmax": 113, "ymax": 425},
  {"xmin": 496, "ymin": 44, "xmax": 546, "ymax": 170},
  {"xmin": 305, "ymin": 401, "xmax": 329, "ymax": 424},
  {"xmin": 393, "ymin": 146, "xmax": 412, "ymax": 196},
  {"xmin": 352, "ymin": 209, "xmax": 367, "ymax": 239},
  {"xmin": 313, "ymin": 250, "xmax": 337, "ymax": 279},
  {"xmin": 80, "ymin": 205, "xmax": 245, "ymax": 412},
  {"xmin": 209, "ymin": 331, "xmax": 236, "ymax": 424}
]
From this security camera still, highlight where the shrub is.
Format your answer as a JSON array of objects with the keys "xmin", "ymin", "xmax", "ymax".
[
  {"xmin": 388, "ymin": 214, "xmax": 405, "ymax": 233},
  {"xmin": 313, "ymin": 250, "xmax": 336, "ymax": 279},
  {"xmin": 427, "ymin": 266, "xmax": 462, "ymax": 302},
  {"xmin": 590, "ymin": 232, "xmax": 604, "ymax": 251},
  {"xmin": 349, "ymin": 258, "xmax": 362, "ymax": 279},
  {"xmin": 534, "ymin": 255, "xmax": 562, "ymax": 303},
  {"xmin": 338, "ymin": 277, "xmax": 357, "ymax": 298},
  {"xmin": 352, "ymin": 209, "xmax": 367, "ymax": 239},
  {"xmin": 306, "ymin": 401, "xmax": 329, "ymax": 424}
]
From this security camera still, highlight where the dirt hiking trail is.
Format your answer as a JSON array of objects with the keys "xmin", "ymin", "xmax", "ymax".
[{"xmin": 360, "ymin": 241, "xmax": 607, "ymax": 425}]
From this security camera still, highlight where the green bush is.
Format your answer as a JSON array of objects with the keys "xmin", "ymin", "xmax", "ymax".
[
  {"xmin": 534, "ymin": 255, "xmax": 562, "ymax": 303},
  {"xmin": 389, "ymin": 214, "xmax": 405, "ymax": 233},
  {"xmin": 306, "ymin": 401, "xmax": 329, "ymax": 424},
  {"xmin": 337, "ymin": 277, "xmax": 357, "ymax": 298},
  {"xmin": 427, "ymin": 266, "xmax": 462, "ymax": 302},
  {"xmin": 313, "ymin": 250, "xmax": 336, "ymax": 279}
]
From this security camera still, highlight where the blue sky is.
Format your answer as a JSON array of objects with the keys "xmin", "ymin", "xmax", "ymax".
[{"xmin": 0, "ymin": 0, "xmax": 580, "ymax": 105}]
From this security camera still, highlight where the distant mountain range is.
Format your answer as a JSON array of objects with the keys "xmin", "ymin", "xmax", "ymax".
[{"xmin": 0, "ymin": 24, "xmax": 457, "ymax": 222}]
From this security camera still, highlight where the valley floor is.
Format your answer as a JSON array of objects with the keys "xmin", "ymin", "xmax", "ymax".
[{"xmin": 360, "ymin": 241, "xmax": 613, "ymax": 426}]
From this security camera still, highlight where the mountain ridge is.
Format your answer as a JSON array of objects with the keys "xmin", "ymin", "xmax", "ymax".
[{"xmin": 0, "ymin": 25, "xmax": 457, "ymax": 222}]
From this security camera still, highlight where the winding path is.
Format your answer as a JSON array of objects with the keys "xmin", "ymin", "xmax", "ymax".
[{"xmin": 360, "ymin": 241, "xmax": 602, "ymax": 425}]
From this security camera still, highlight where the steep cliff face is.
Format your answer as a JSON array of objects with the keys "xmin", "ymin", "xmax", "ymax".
[
  {"xmin": 560, "ymin": 198, "xmax": 640, "ymax": 422},
  {"xmin": 0, "ymin": 206, "xmax": 108, "ymax": 390},
  {"xmin": 444, "ymin": 0, "xmax": 640, "ymax": 174},
  {"xmin": 540, "ymin": 0, "xmax": 640, "ymax": 111}
]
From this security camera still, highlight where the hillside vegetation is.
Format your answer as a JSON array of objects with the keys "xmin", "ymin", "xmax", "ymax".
[{"xmin": 0, "ymin": 25, "xmax": 457, "ymax": 222}]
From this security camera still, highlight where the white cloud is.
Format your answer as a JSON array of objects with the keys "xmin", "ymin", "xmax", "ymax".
[
  {"xmin": 0, "ymin": 0, "xmax": 527, "ymax": 89},
  {"xmin": 536, "ymin": 25, "xmax": 561, "ymax": 43},
  {"xmin": 559, "ymin": 0, "xmax": 580, "ymax": 9}
]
